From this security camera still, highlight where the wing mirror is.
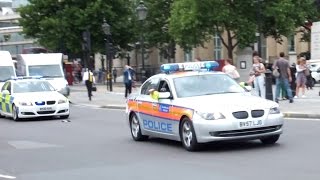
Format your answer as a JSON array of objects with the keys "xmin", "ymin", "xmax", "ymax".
[
  {"xmin": 2, "ymin": 90, "xmax": 10, "ymax": 95},
  {"xmin": 158, "ymin": 92, "xmax": 172, "ymax": 99},
  {"xmin": 244, "ymin": 86, "xmax": 252, "ymax": 91},
  {"xmin": 317, "ymin": 68, "xmax": 320, "ymax": 73}
]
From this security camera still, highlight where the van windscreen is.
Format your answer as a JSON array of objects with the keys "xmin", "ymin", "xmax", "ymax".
[
  {"xmin": 0, "ymin": 66, "xmax": 15, "ymax": 82},
  {"xmin": 29, "ymin": 65, "xmax": 63, "ymax": 78}
]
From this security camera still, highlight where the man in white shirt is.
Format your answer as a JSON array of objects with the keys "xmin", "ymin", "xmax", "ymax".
[{"xmin": 82, "ymin": 69, "xmax": 95, "ymax": 101}]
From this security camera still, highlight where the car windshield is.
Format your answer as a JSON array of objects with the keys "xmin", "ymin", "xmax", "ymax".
[
  {"xmin": 173, "ymin": 74, "xmax": 245, "ymax": 98},
  {"xmin": 13, "ymin": 80, "xmax": 56, "ymax": 93},
  {"xmin": 29, "ymin": 65, "xmax": 63, "ymax": 77},
  {"xmin": 0, "ymin": 66, "xmax": 15, "ymax": 82}
]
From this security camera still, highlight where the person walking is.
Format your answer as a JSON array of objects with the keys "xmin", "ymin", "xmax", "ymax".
[
  {"xmin": 250, "ymin": 56, "xmax": 266, "ymax": 98},
  {"xmin": 123, "ymin": 65, "xmax": 135, "ymax": 98},
  {"xmin": 112, "ymin": 68, "xmax": 117, "ymax": 83},
  {"xmin": 222, "ymin": 58, "xmax": 240, "ymax": 81},
  {"xmin": 273, "ymin": 52, "xmax": 293, "ymax": 103},
  {"xmin": 295, "ymin": 57, "xmax": 308, "ymax": 98},
  {"xmin": 82, "ymin": 69, "xmax": 95, "ymax": 101}
]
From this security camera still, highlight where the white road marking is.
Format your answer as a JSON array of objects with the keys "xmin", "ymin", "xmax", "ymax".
[
  {"xmin": 285, "ymin": 118, "xmax": 320, "ymax": 121},
  {"xmin": 72, "ymin": 104, "xmax": 125, "ymax": 111},
  {"xmin": 0, "ymin": 174, "xmax": 16, "ymax": 179}
]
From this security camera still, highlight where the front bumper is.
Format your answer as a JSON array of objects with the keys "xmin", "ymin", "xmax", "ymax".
[
  {"xmin": 17, "ymin": 103, "xmax": 70, "ymax": 118},
  {"xmin": 193, "ymin": 113, "xmax": 284, "ymax": 143}
]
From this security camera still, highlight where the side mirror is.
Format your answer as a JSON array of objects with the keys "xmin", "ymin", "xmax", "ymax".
[
  {"xmin": 158, "ymin": 92, "xmax": 172, "ymax": 99},
  {"xmin": 244, "ymin": 86, "xmax": 252, "ymax": 91},
  {"xmin": 317, "ymin": 68, "xmax": 320, "ymax": 73},
  {"xmin": 2, "ymin": 90, "xmax": 10, "ymax": 95}
]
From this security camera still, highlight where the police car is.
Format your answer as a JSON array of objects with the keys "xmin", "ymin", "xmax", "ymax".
[
  {"xmin": 126, "ymin": 61, "xmax": 283, "ymax": 151},
  {"xmin": 0, "ymin": 77, "xmax": 70, "ymax": 121}
]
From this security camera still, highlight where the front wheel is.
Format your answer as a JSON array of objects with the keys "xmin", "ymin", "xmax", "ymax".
[
  {"xmin": 130, "ymin": 113, "xmax": 148, "ymax": 141},
  {"xmin": 260, "ymin": 135, "xmax": 280, "ymax": 145},
  {"xmin": 12, "ymin": 104, "xmax": 20, "ymax": 121},
  {"xmin": 180, "ymin": 117, "xmax": 200, "ymax": 151},
  {"xmin": 60, "ymin": 115, "xmax": 69, "ymax": 119}
]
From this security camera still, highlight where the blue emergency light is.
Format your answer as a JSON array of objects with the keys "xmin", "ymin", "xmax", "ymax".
[{"xmin": 160, "ymin": 61, "xmax": 219, "ymax": 74}]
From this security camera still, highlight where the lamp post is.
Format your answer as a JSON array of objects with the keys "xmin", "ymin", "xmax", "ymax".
[
  {"xmin": 256, "ymin": 0, "xmax": 263, "ymax": 57},
  {"xmin": 102, "ymin": 19, "xmax": 113, "ymax": 92},
  {"xmin": 136, "ymin": 1, "xmax": 148, "ymax": 83},
  {"xmin": 82, "ymin": 29, "xmax": 91, "ymax": 69}
]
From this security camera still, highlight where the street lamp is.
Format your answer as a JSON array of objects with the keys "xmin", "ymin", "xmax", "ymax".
[
  {"xmin": 102, "ymin": 19, "xmax": 113, "ymax": 92},
  {"xmin": 136, "ymin": 0, "xmax": 148, "ymax": 83},
  {"xmin": 256, "ymin": 0, "xmax": 263, "ymax": 57},
  {"xmin": 126, "ymin": 52, "xmax": 131, "ymax": 66}
]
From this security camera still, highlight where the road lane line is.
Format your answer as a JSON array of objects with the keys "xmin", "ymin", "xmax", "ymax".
[
  {"xmin": 0, "ymin": 174, "xmax": 16, "ymax": 179},
  {"xmin": 285, "ymin": 118, "xmax": 320, "ymax": 121}
]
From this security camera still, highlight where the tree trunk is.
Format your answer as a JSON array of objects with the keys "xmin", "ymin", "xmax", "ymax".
[{"xmin": 227, "ymin": 30, "xmax": 233, "ymax": 59}]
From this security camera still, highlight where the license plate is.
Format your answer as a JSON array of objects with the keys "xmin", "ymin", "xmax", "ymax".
[
  {"xmin": 238, "ymin": 120, "xmax": 263, "ymax": 128},
  {"xmin": 39, "ymin": 107, "xmax": 53, "ymax": 111}
]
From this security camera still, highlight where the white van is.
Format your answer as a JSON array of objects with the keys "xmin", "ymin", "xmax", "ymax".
[
  {"xmin": 0, "ymin": 51, "xmax": 16, "ymax": 89},
  {"xmin": 16, "ymin": 53, "xmax": 70, "ymax": 96}
]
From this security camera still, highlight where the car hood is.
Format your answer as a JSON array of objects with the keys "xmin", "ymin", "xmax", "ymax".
[
  {"xmin": 13, "ymin": 91, "xmax": 66, "ymax": 102},
  {"xmin": 42, "ymin": 78, "xmax": 68, "ymax": 90},
  {"xmin": 176, "ymin": 92, "xmax": 278, "ymax": 112}
]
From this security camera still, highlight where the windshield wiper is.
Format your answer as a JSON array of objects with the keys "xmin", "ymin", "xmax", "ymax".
[{"xmin": 42, "ymin": 75, "xmax": 62, "ymax": 78}]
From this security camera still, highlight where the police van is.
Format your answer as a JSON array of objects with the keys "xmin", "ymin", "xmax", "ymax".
[
  {"xmin": 16, "ymin": 53, "xmax": 70, "ymax": 96},
  {"xmin": 0, "ymin": 51, "xmax": 16, "ymax": 90}
]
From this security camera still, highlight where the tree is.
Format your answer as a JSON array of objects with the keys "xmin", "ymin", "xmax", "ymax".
[
  {"xmin": 169, "ymin": 0, "xmax": 318, "ymax": 59},
  {"xmin": 18, "ymin": 0, "xmax": 135, "ymax": 55}
]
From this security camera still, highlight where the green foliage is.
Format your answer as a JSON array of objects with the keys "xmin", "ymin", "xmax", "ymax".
[
  {"xmin": 18, "ymin": 0, "xmax": 135, "ymax": 54},
  {"xmin": 169, "ymin": 0, "xmax": 319, "ymax": 58}
]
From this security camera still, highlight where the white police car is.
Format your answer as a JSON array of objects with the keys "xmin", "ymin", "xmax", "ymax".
[
  {"xmin": 0, "ymin": 77, "xmax": 70, "ymax": 121},
  {"xmin": 126, "ymin": 61, "xmax": 283, "ymax": 151}
]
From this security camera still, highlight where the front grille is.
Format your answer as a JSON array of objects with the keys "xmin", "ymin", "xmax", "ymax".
[
  {"xmin": 47, "ymin": 101, "xmax": 56, "ymax": 105},
  {"xmin": 251, "ymin": 110, "xmax": 264, "ymax": 118},
  {"xmin": 232, "ymin": 111, "xmax": 248, "ymax": 119},
  {"xmin": 37, "ymin": 111, "xmax": 55, "ymax": 115},
  {"xmin": 210, "ymin": 126, "xmax": 281, "ymax": 137}
]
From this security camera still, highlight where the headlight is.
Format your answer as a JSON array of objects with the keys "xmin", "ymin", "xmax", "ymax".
[
  {"xmin": 195, "ymin": 111, "xmax": 225, "ymax": 120},
  {"xmin": 19, "ymin": 102, "xmax": 33, "ymax": 106},
  {"xmin": 58, "ymin": 99, "xmax": 67, "ymax": 104},
  {"xmin": 269, "ymin": 107, "xmax": 280, "ymax": 114}
]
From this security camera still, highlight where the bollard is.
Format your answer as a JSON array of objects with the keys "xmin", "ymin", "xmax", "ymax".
[
  {"xmin": 265, "ymin": 70, "xmax": 273, "ymax": 100},
  {"xmin": 290, "ymin": 66, "xmax": 296, "ymax": 97}
]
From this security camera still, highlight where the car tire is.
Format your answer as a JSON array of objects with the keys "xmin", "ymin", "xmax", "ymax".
[
  {"xmin": 60, "ymin": 115, "xmax": 69, "ymax": 119},
  {"xmin": 130, "ymin": 113, "xmax": 148, "ymax": 141},
  {"xmin": 179, "ymin": 117, "xmax": 200, "ymax": 151},
  {"xmin": 12, "ymin": 104, "xmax": 20, "ymax": 121},
  {"xmin": 260, "ymin": 135, "xmax": 280, "ymax": 145}
]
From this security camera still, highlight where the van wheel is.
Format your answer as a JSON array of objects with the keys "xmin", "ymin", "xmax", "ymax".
[{"xmin": 12, "ymin": 104, "xmax": 20, "ymax": 121}]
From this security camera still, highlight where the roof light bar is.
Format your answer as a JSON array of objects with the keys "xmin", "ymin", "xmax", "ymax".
[{"xmin": 160, "ymin": 61, "xmax": 219, "ymax": 74}]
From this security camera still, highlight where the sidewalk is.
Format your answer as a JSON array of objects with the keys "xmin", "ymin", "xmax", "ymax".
[{"xmin": 68, "ymin": 83, "xmax": 320, "ymax": 119}]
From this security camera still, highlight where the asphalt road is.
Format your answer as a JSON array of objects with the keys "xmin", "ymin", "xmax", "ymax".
[{"xmin": 0, "ymin": 105, "xmax": 319, "ymax": 180}]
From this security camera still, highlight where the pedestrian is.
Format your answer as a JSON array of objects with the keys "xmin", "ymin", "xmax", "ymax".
[
  {"xmin": 82, "ymin": 68, "xmax": 95, "ymax": 101},
  {"xmin": 112, "ymin": 68, "xmax": 117, "ymax": 83},
  {"xmin": 123, "ymin": 65, "xmax": 135, "ymax": 98},
  {"xmin": 273, "ymin": 52, "xmax": 294, "ymax": 103},
  {"xmin": 295, "ymin": 57, "xmax": 308, "ymax": 98},
  {"xmin": 250, "ymin": 56, "xmax": 266, "ymax": 98},
  {"xmin": 222, "ymin": 58, "xmax": 240, "ymax": 81}
]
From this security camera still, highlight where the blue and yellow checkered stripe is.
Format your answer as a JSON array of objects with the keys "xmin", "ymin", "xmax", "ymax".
[{"xmin": 0, "ymin": 94, "xmax": 14, "ymax": 113}]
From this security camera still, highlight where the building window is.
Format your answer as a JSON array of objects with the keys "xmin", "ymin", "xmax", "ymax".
[
  {"xmin": 213, "ymin": 34, "xmax": 222, "ymax": 60},
  {"xmin": 288, "ymin": 35, "xmax": 295, "ymax": 52},
  {"xmin": 184, "ymin": 50, "xmax": 193, "ymax": 62}
]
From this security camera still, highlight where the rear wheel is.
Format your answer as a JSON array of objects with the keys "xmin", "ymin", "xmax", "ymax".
[
  {"xmin": 260, "ymin": 135, "xmax": 280, "ymax": 145},
  {"xmin": 12, "ymin": 104, "xmax": 20, "ymax": 121},
  {"xmin": 180, "ymin": 117, "xmax": 200, "ymax": 151},
  {"xmin": 130, "ymin": 113, "xmax": 148, "ymax": 141}
]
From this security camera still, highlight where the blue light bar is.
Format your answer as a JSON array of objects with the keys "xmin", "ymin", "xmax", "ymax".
[{"xmin": 160, "ymin": 61, "xmax": 219, "ymax": 74}]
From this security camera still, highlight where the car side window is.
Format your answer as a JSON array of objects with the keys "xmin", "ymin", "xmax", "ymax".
[
  {"xmin": 158, "ymin": 80, "xmax": 171, "ymax": 93},
  {"xmin": 140, "ymin": 78, "xmax": 160, "ymax": 95}
]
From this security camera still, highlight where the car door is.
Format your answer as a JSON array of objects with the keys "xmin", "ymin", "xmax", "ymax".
[
  {"xmin": 0, "ymin": 81, "xmax": 12, "ymax": 115},
  {"xmin": 153, "ymin": 79, "xmax": 178, "ymax": 138},
  {"xmin": 136, "ymin": 77, "xmax": 160, "ymax": 134}
]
